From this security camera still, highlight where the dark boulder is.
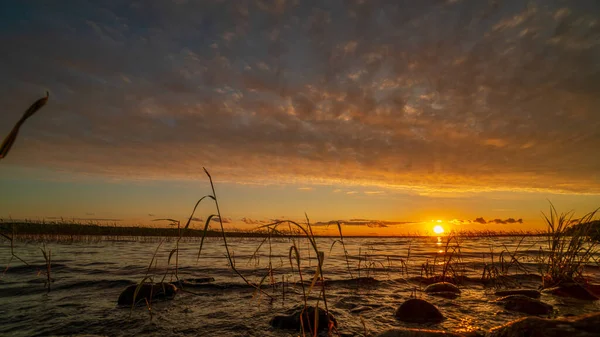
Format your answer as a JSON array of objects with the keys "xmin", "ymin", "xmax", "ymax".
[
  {"xmin": 424, "ymin": 282, "xmax": 461, "ymax": 294},
  {"xmin": 492, "ymin": 295, "xmax": 552, "ymax": 315},
  {"xmin": 569, "ymin": 311, "xmax": 600, "ymax": 333},
  {"xmin": 585, "ymin": 283, "xmax": 600, "ymax": 297},
  {"xmin": 117, "ymin": 282, "xmax": 178, "ymax": 306},
  {"xmin": 270, "ymin": 305, "xmax": 337, "ymax": 333},
  {"xmin": 488, "ymin": 312, "xmax": 600, "ymax": 337},
  {"xmin": 424, "ymin": 282, "xmax": 461, "ymax": 299},
  {"xmin": 376, "ymin": 328, "xmax": 466, "ymax": 336},
  {"xmin": 542, "ymin": 283, "xmax": 599, "ymax": 301},
  {"xmin": 395, "ymin": 298, "xmax": 444, "ymax": 323},
  {"xmin": 494, "ymin": 289, "xmax": 540, "ymax": 299}
]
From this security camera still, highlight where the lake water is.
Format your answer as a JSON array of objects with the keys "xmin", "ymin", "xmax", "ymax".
[{"xmin": 1, "ymin": 236, "xmax": 599, "ymax": 336}]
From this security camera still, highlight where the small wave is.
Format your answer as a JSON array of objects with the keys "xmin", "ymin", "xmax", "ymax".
[
  {"xmin": 3, "ymin": 263, "xmax": 69, "ymax": 274},
  {"xmin": 0, "ymin": 285, "xmax": 50, "ymax": 297},
  {"xmin": 52, "ymin": 279, "xmax": 135, "ymax": 292},
  {"xmin": 0, "ymin": 279, "xmax": 136, "ymax": 297},
  {"xmin": 80, "ymin": 261, "xmax": 117, "ymax": 267}
]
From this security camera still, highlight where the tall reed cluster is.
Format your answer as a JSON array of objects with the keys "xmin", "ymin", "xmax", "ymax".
[{"xmin": 540, "ymin": 204, "xmax": 599, "ymax": 287}]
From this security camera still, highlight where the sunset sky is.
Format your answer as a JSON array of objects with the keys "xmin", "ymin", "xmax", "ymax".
[{"xmin": 1, "ymin": 1, "xmax": 599, "ymax": 235}]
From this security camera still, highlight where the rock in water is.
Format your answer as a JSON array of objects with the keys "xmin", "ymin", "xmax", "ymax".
[
  {"xmin": 494, "ymin": 289, "xmax": 541, "ymax": 299},
  {"xmin": 170, "ymin": 277, "xmax": 215, "ymax": 288},
  {"xmin": 488, "ymin": 312, "xmax": 600, "ymax": 337},
  {"xmin": 376, "ymin": 328, "xmax": 467, "ymax": 336},
  {"xmin": 395, "ymin": 298, "xmax": 444, "ymax": 323},
  {"xmin": 270, "ymin": 305, "xmax": 337, "ymax": 333},
  {"xmin": 424, "ymin": 282, "xmax": 461, "ymax": 299},
  {"xmin": 493, "ymin": 295, "xmax": 553, "ymax": 315},
  {"xmin": 585, "ymin": 283, "xmax": 600, "ymax": 297},
  {"xmin": 424, "ymin": 282, "xmax": 461, "ymax": 294},
  {"xmin": 542, "ymin": 283, "xmax": 599, "ymax": 301},
  {"xmin": 325, "ymin": 276, "xmax": 379, "ymax": 287},
  {"xmin": 428, "ymin": 291, "xmax": 460, "ymax": 299},
  {"xmin": 117, "ymin": 282, "xmax": 178, "ymax": 306}
]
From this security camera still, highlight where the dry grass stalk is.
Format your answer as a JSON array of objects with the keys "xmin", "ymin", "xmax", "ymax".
[{"xmin": 1, "ymin": 92, "xmax": 49, "ymax": 160}]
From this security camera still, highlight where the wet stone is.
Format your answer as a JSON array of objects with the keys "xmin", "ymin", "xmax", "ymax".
[
  {"xmin": 117, "ymin": 282, "xmax": 178, "ymax": 306},
  {"xmin": 376, "ymin": 328, "xmax": 466, "ymax": 336},
  {"xmin": 542, "ymin": 283, "xmax": 599, "ymax": 301},
  {"xmin": 488, "ymin": 312, "xmax": 600, "ymax": 337},
  {"xmin": 334, "ymin": 295, "xmax": 362, "ymax": 310},
  {"xmin": 395, "ymin": 298, "xmax": 444, "ymax": 323},
  {"xmin": 325, "ymin": 276, "xmax": 379, "ymax": 287},
  {"xmin": 349, "ymin": 305, "xmax": 372, "ymax": 314},
  {"xmin": 493, "ymin": 295, "xmax": 553, "ymax": 315},
  {"xmin": 170, "ymin": 277, "xmax": 215, "ymax": 288},
  {"xmin": 585, "ymin": 283, "xmax": 600, "ymax": 297},
  {"xmin": 424, "ymin": 282, "xmax": 461, "ymax": 294},
  {"xmin": 427, "ymin": 291, "xmax": 460, "ymax": 299},
  {"xmin": 270, "ymin": 305, "xmax": 337, "ymax": 332},
  {"xmin": 494, "ymin": 289, "xmax": 540, "ymax": 299}
]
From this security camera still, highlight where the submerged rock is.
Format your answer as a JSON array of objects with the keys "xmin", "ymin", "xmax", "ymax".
[
  {"xmin": 270, "ymin": 305, "xmax": 337, "ymax": 333},
  {"xmin": 488, "ymin": 312, "xmax": 600, "ymax": 337},
  {"xmin": 170, "ymin": 277, "xmax": 215, "ymax": 288},
  {"xmin": 350, "ymin": 305, "xmax": 372, "ymax": 314},
  {"xmin": 427, "ymin": 291, "xmax": 460, "ymax": 299},
  {"xmin": 424, "ymin": 282, "xmax": 461, "ymax": 299},
  {"xmin": 413, "ymin": 276, "xmax": 469, "ymax": 285},
  {"xmin": 494, "ymin": 289, "xmax": 540, "ymax": 299},
  {"xmin": 425, "ymin": 282, "xmax": 461, "ymax": 294},
  {"xmin": 334, "ymin": 295, "xmax": 362, "ymax": 310},
  {"xmin": 492, "ymin": 295, "xmax": 553, "ymax": 315},
  {"xmin": 585, "ymin": 283, "xmax": 600, "ymax": 296},
  {"xmin": 542, "ymin": 283, "xmax": 599, "ymax": 301},
  {"xmin": 376, "ymin": 328, "xmax": 466, "ymax": 337},
  {"xmin": 395, "ymin": 298, "xmax": 444, "ymax": 323},
  {"xmin": 117, "ymin": 282, "xmax": 178, "ymax": 306},
  {"xmin": 325, "ymin": 276, "xmax": 379, "ymax": 287}
]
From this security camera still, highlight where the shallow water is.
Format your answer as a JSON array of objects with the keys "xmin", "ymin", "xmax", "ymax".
[{"xmin": 1, "ymin": 236, "xmax": 599, "ymax": 336}]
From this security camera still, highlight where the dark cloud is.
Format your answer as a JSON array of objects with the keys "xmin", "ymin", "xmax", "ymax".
[
  {"xmin": 472, "ymin": 217, "xmax": 523, "ymax": 224},
  {"xmin": 45, "ymin": 216, "xmax": 122, "ymax": 222},
  {"xmin": 240, "ymin": 217, "xmax": 270, "ymax": 225},
  {"xmin": 2, "ymin": 1, "xmax": 600, "ymax": 193},
  {"xmin": 211, "ymin": 216, "xmax": 232, "ymax": 224},
  {"xmin": 71, "ymin": 218, "xmax": 123, "ymax": 222},
  {"xmin": 313, "ymin": 219, "xmax": 413, "ymax": 228},
  {"xmin": 490, "ymin": 218, "xmax": 523, "ymax": 225},
  {"xmin": 449, "ymin": 219, "xmax": 469, "ymax": 225}
]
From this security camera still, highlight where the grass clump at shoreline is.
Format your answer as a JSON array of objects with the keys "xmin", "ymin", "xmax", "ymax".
[{"xmin": 540, "ymin": 204, "xmax": 599, "ymax": 288}]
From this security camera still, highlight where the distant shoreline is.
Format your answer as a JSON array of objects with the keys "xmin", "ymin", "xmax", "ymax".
[{"xmin": 0, "ymin": 221, "xmax": 551, "ymax": 239}]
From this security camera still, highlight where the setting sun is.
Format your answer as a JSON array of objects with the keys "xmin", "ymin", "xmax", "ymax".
[{"xmin": 433, "ymin": 225, "xmax": 445, "ymax": 234}]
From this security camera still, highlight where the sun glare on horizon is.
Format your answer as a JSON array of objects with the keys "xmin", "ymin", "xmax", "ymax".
[{"xmin": 433, "ymin": 225, "xmax": 445, "ymax": 234}]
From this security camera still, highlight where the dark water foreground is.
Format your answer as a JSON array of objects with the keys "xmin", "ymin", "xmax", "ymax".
[{"xmin": 1, "ymin": 237, "xmax": 599, "ymax": 336}]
